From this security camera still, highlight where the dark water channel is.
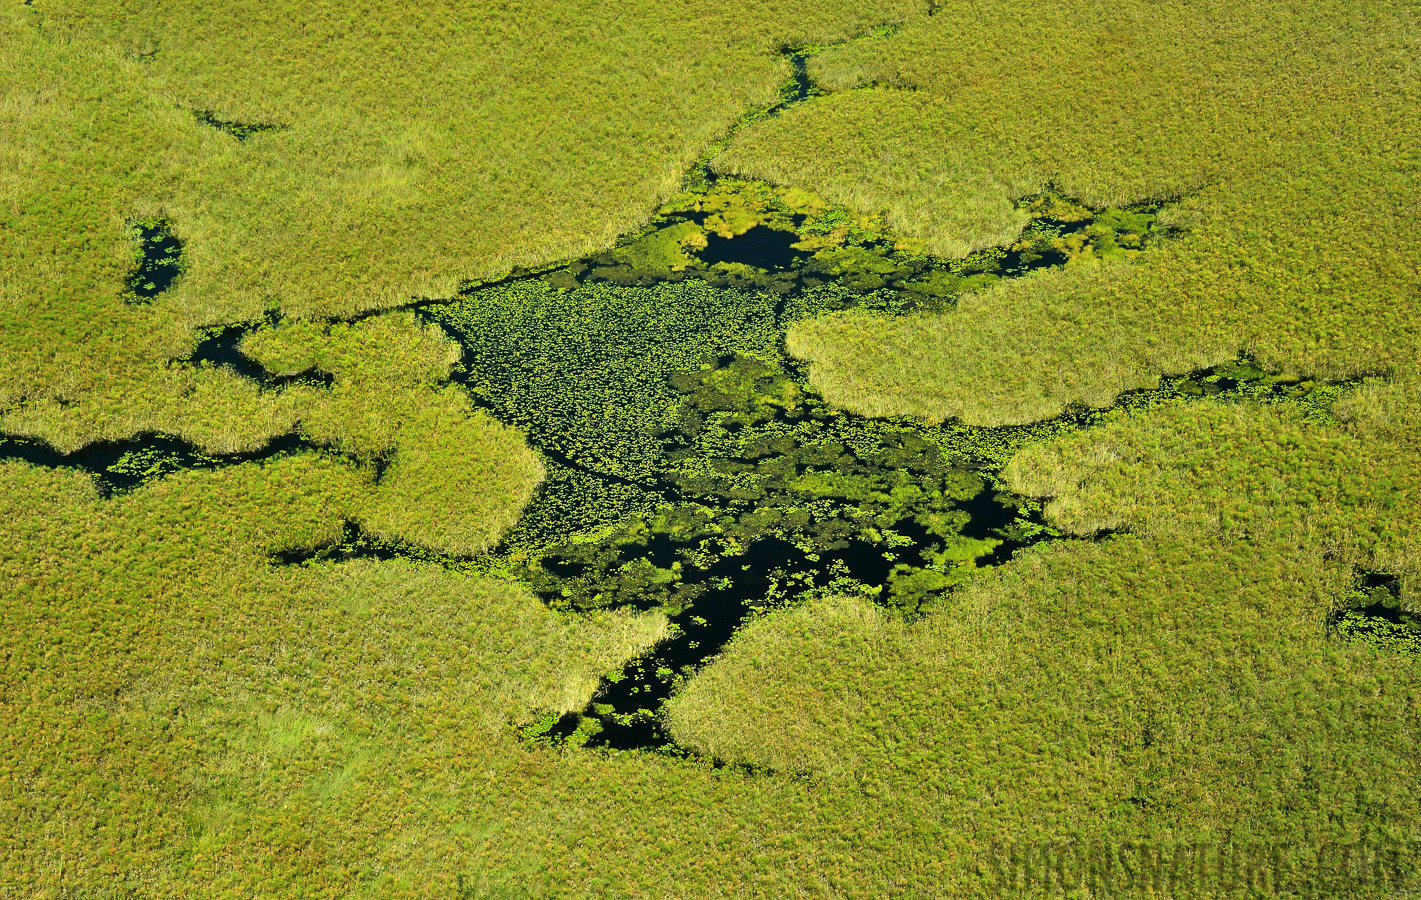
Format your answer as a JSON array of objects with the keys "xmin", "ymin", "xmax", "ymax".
[
  {"xmin": 0, "ymin": 431, "xmax": 316, "ymax": 498},
  {"xmin": 187, "ymin": 317, "xmax": 335, "ymax": 389},
  {"xmin": 194, "ymin": 111, "xmax": 284, "ymax": 142}
]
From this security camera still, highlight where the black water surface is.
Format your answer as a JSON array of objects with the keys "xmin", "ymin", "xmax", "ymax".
[
  {"xmin": 1337, "ymin": 571, "xmax": 1408, "ymax": 623},
  {"xmin": 781, "ymin": 51, "xmax": 813, "ymax": 106},
  {"xmin": 273, "ymin": 520, "xmax": 410, "ymax": 566},
  {"xmin": 699, "ymin": 225, "xmax": 804, "ymax": 270},
  {"xmin": 187, "ymin": 317, "xmax": 335, "ymax": 388},
  {"xmin": 189, "ymin": 322, "xmax": 271, "ymax": 381},
  {"xmin": 127, "ymin": 221, "xmax": 183, "ymax": 303}
]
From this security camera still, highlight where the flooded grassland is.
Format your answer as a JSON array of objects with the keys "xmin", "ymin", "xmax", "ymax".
[{"xmin": 3, "ymin": 139, "xmax": 1397, "ymax": 765}]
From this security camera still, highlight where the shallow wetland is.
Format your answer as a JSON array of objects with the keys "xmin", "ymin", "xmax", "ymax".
[
  {"xmin": 7, "ymin": 162, "xmax": 1392, "ymax": 758},
  {"xmin": 0, "ymin": 51, "xmax": 1405, "ymax": 759},
  {"xmin": 7, "ymin": 2, "xmax": 1420, "ymax": 894}
]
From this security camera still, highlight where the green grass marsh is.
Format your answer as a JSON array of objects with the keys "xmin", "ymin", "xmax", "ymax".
[{"xmin": 3, "ymin": 0, "xmax": 1420, "ymax": 896}]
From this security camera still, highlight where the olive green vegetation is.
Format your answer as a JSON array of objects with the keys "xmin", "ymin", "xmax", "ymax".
[
  {"xmin": 0, "ymin": 458, "xmax": 670, "ymax": 895},
  {"xmin": 10, "ymin": 211, "xmax": 1397, "ymax": 895},
  {"xmin": 240, "ymin": 312, "xmax": 543, "ymax": 555},
  {"xmin": 665, "ymin": 535, "xmax": 1419, "ymax": 889},
  {"xmin": 0, "ymin": 0, "xmax": 914, "ymax": 451},
  {"xmin": 5, "ymin": 0, "xmax": 1421, "ymax": 897},
  {"xmin": 721, "ymin": 0, "xmax": 1420, "ymax": 423},
  {"xmin": 20, "ymin": 445, "xmax": 1414, "ymax": 896},
  {"xmin": 1005, "ymin": 392, "xmax": 1421, "ymax": 587},
  {"xmin": 2, "ymin": 303, "xmax": 542, "ymax": 556}
]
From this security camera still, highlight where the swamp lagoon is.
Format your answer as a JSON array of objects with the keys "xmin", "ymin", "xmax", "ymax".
[
  {"xmin": 5, "ymin": 4, "xmax": 1420, "ymax": 894},
  {"xmin": 8, "ymin": 165, "xmax": 1396, "ymax": 759}
]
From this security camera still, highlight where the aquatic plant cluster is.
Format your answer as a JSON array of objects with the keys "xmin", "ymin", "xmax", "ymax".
[
  {"xmin": 555, "ymin": 176, "xmax": 1173, "ymax": 305},
  {"xmin": 0, "ymin": 432, "xmax": 311, "ymax": 497},
  {"xmin": 1331, "ymin": 573, "xmax": 1420, "ymax": 654}
]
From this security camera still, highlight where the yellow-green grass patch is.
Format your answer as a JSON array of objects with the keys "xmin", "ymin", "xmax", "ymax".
[
  {"xmin": 719, "ymin": 0, "xmax": 1419, "ymax": 423},
  {"xmin": 2, "ymin": 0, "xmax": 916, "ymax": 449}
]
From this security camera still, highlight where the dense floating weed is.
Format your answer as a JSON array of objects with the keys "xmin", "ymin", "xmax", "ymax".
[{"xmin": 515, "ymin": 354, "xmax": 1034, "ymax": 749}]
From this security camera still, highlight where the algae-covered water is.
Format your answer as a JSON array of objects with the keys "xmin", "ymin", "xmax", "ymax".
[{"xmin": 427, "ymin": 280, "xmax": 1046, "ymax": 748}]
